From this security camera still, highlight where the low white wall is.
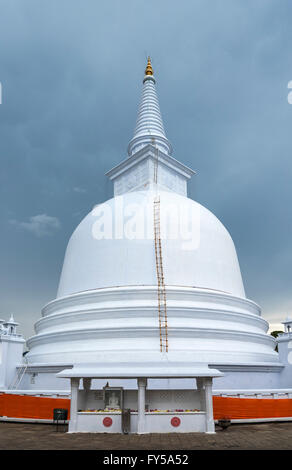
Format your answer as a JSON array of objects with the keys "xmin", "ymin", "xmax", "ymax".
[
  {"xmin": 74, "ymin": 412, "xmax": 206, "ymax": 433},
  {"xmin": 144, "ymin": 412, "xmax": 206, "ymax": 433},
  {"xmin": 76, "ymin": 412, "xmax": 123, "ymax": 433}
]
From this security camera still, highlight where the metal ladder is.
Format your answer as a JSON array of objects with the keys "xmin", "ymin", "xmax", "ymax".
[{"xmin": 153, "ymin": 196, "xmax": 168, "ymax": 352}]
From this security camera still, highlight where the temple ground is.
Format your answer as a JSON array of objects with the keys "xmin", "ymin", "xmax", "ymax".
[{"xmin": 0, "ymin": 421, "xmax": 292, "ymax": 449}]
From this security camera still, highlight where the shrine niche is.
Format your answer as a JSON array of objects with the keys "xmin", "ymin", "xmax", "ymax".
[{"xmin": 103, "ymin": 386, "xmax": 123, "ymax": 410}]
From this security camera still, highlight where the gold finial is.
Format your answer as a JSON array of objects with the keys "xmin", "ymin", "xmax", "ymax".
[{"xmin": 145, "ymin": 56, "xmax": 154, "ymax": 76}]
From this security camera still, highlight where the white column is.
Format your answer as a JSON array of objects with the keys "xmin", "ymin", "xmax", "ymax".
[
  {"xmin": 204, "ymin": 377, "xmax": 215, "ymax": 434},
  {"xmin": 137, "ymin": 377, "xmax": 147, "ymax": 434},
  {"xmin": 69, "ymin": 377, "xmax": 80, "ymax": 433}
]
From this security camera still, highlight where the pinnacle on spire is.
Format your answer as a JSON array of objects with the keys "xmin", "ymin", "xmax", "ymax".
[
  {"xmin": 127, "ymin": 58, "xmax": 172, "ymax": 156},
  {"xmin": 145, "ymin": 56, "xmax": 154, "ymax": 76}
]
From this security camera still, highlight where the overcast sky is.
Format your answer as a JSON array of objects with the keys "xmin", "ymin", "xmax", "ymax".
[{"xmin": 0, "ymin": 0, "xmax": 291, "ymax": 340}]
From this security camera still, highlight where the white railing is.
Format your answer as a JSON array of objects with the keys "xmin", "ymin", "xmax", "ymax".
[{"xmin": 8, "ymin": 361, "xmax": 28, "ymax": 390}]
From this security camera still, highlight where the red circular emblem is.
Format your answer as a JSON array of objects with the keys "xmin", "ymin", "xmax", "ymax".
[
  {"xmin": 171, "ymin": 417, "xmax": 181, "ymax": 427},
  {"xmin": 103, "ymin": 417, "xmax": 113, "ymax": 427}
]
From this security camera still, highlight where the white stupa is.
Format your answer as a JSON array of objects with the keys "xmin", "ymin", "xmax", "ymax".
[{"xmin": 25, "ymin": 57, "xmax": 280, "ymax": 390}]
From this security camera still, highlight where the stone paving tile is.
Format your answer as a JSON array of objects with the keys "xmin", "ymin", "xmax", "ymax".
[{"xmin": 1, "ymin": 422, "xmax": 292, "ymax": 450}]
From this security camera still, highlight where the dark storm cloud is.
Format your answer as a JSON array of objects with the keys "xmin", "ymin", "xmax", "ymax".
[{"xmin": 0, "ymin": 0, "xmax": 291, "ymax": 338}]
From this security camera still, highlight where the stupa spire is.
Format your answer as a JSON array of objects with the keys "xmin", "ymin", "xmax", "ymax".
[
  {"xmin": 127, "ymin": 57, "xmax": 172, "ymax": 156},
  {"xmin": 145, "ymin": 56, "xmax": 154, "ymax": 76}
]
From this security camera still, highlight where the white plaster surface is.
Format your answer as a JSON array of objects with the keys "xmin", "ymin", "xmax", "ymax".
[
  {"xmin": 73, "ymin": 412, "xmax": 207, "ymax": 434},
  {"xmin": 55, "ymin": 190, "xmax": 245, "ymax": 298}
]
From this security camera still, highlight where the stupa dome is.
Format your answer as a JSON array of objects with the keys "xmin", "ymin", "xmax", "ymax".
[{"xmin": 57, "ymin": 190, "xmax": 245, "ymax": 299}]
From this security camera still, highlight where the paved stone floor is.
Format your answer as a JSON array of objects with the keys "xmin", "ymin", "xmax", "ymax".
[{"xmin": 0, "ymin": 421, "xmax": 292, "ymax": 450}]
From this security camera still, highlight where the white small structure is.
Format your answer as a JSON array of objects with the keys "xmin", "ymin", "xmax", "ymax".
[
  {"xmin": 0, "ymin": 315, "xmax": 25, "ymax": 389},
  {"xmin": 58, "ymin": 358, "xmax": 222, "ymax": 434},
  {"xmin": 282, "ymin": 318, "xmax": 292, "ymax": 335},
  {"xmin": 276, "ymin": 318, "xmax": 292, "ymax": 388}
]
